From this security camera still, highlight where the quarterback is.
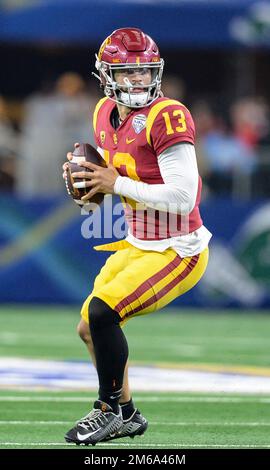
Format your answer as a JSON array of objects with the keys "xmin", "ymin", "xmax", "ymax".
[{"xmin": 64, "ymin": 27, "xmax": 212, "ymax": 445}]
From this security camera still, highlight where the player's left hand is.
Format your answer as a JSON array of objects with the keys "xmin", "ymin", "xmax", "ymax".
[{"xmin": 71, "ymin": 161, "xmax": 120, "ymax": 201}]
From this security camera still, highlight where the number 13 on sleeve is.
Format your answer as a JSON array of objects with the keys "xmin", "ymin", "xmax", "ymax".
[{"xmin": 162, "ymin": 110, "xmax": 187, "ymax": 135}]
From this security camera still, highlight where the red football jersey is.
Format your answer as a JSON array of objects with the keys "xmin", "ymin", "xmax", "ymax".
[{"xmin": 93, "ymin": 96, "xmax": 202, "ymax": 240}]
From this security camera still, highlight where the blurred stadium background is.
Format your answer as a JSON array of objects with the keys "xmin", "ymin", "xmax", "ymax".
[{"xmin": 1, "ymin": 0, "xmax": 270, "ymax": 449}]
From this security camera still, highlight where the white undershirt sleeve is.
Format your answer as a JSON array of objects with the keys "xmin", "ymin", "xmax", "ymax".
[{"xmin": 113, "ymin": 142, "xmax": 199, "ymax": 215}]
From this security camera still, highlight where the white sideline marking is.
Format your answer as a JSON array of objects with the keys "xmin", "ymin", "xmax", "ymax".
[
  {"xmin": 1, "ymin": 395, "xmax": 270, "ymax": 403},
  {"xmin": 0, "ymin": 420, "xmax": 71, "ymax": 425},
  {"xmin": 1, "ymin": 420, "xmax": 270, "ymax": 427},
  {"xmin": 1, "ymin": 442, "xmax": 270, "ymax": 448}
]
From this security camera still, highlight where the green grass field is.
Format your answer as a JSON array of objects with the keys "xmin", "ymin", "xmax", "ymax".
[{"xmin": 1, "ymin": 306, "xmax": 270, "ymax": 449}]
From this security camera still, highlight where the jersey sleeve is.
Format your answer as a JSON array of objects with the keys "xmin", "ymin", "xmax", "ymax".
[{"xmin": 148, "ymin": 101, "xmax": 195, "ymax": 156}]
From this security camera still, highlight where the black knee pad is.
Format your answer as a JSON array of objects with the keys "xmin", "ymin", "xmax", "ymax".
[{"xmin": 89, "ymin": 297, "xmax": 121, "ymax": 331}]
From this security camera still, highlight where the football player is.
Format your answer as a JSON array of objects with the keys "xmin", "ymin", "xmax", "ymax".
[{"xmin": 64, "ymin": 28, "xmax": 212, "ymax": 446}]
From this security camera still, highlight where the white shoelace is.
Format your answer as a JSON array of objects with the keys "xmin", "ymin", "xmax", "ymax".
[{"xmin": 77, "ymin": 409, "xmax": 109, "ymax": 432}]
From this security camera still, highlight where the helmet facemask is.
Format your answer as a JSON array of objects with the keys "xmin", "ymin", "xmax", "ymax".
[{"xmin": 94, "ymin": 57, "xmax": 164, "ymax": 108}]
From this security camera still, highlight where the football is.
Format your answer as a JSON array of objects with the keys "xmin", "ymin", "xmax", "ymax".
[{"xmin": 64, "ymin": 143, "xmax": 107, "ymax": 209}]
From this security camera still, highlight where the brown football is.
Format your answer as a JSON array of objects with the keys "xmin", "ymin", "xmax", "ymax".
[{"xmin": 64, "ymin": 143, "xmax": 107, "ymax": 209}]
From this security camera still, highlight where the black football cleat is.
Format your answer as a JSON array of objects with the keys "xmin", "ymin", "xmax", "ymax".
[
  {"xmin": 65, "ymin": 400, "xmax": 123, "ymax": 446},
  {"xmin": 103, "ymin": 408, "xmax": 148, "ymax": 441}
]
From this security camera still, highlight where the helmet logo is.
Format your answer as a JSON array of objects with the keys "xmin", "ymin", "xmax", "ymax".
[
  {"xmin": 132, "ymin": 114, "xmax": 147, "ymax": 134},
  {"xmin": 100, "ymin": 131, "xmax": 106, "ymax": 145},
  {"xmin": 98, "ymin": 36, "xmax": 111, "ymax": 60}
]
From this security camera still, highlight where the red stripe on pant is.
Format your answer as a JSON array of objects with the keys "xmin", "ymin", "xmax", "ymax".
[
  {"xmin": 122, "ymin": 254, "xmax": 199, "ymax": 320},
  {"xmin": 115, "ymin": 254, "xmax": 181, "ymax": 315}
]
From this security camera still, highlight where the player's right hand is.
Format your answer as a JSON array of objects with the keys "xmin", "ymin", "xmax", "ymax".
[{"xmin": 62, "ymin": 142, "xmax": 80, "ymax": 179}]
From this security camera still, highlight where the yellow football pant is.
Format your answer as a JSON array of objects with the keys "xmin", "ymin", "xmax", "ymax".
[{"xmin": 81, "ymin": 243, "xmax": 209, "ymax": 325}]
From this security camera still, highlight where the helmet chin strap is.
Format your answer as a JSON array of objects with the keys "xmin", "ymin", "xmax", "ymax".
[
  {"xmin": 119, "ymin": 91, "xmax": 149, "ymax": 107},
  {"xmin": 120, "ymin": 77, "xmax": 148, "ymax": 106}
]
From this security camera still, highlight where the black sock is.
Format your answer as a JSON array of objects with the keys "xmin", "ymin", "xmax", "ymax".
[
  {"xmin": 120, "ymin": 398, "xmax": 136, "ymax": 420},
  {"xmin": 89, "ymin": 297, "xmax": 129, "ymax": 414}
]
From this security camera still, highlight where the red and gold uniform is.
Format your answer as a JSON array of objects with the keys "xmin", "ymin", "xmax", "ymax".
[
  {"xmin": 81, "ymin": 97, "xmax": 209, "ymax": 324},
  {"xmin": 93, "ymin": 96, "xmax": 202, "ymax": 240}
]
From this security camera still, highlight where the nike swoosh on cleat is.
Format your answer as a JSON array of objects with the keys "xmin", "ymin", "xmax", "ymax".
[
  {"xmin": 77, "ymin": 429, "xmax": 99, "ymax": 441},
  {"xmin": 126, "ymin": 138, "xmax": 136, "ymax": 144}
]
